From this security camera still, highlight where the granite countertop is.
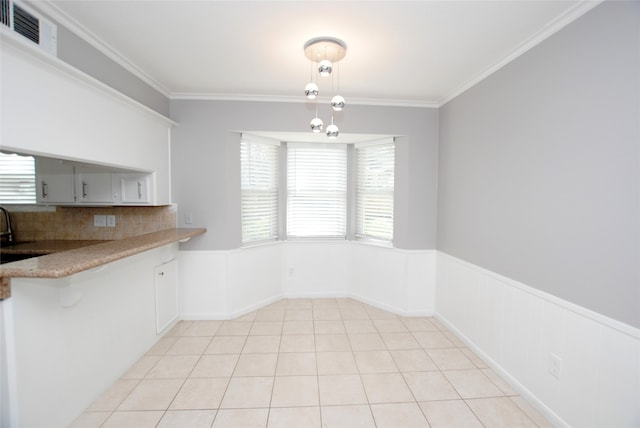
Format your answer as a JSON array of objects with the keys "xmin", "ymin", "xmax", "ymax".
[
  {"xmin": 1, "ymin": 240, "xmax": 108, "ymax": 255},
  {"xmin": 0, "ymin": 228, "xmax": 206, "ymax": 279}
]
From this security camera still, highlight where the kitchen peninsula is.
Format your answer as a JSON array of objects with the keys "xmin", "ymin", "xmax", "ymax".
[
  {"xmin": 0, "ymin": 227, "xmax": 206, "ymax": 295},
  {"xmin": 0, "ymin": 227, "xmax": 206, "ymax": 428}
]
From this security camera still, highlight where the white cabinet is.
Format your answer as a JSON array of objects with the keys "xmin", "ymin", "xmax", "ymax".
[
  {"xmin": 154, "ymin": 258, "xmax": 178, "ymax": 334},
  {"xmin": 2, "ymin": 34, "xmax": 174, "ymax": 205},
  {"xmin": 33, "ymin": 157, "xmax": 157, "ymax": 206},
  {"xmin": 75, "ymin": 166, "xmax": 114, "ymax": 204},
  {"xmin": 9, "ymin": 244, "xmax": 179, "ymax": 427},
  {"xmin": 35, "ymin": 157, "xmax": 76, "ymax": 203},
  {"xmin": 118, "ymin": 173, "xmax": 152, "ymax": 204}
]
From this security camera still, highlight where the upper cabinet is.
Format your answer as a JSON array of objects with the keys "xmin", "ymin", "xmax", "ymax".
[
  {"xmin": 34, "ymin": 156, "xmax": 156, "ymax": 206},
  {"xmin": 75, "ymin": 165, "xmax": 115, "ymax": 204},
  {"xmin": 36, "ymin": 157, "xmax": 76, "ymax": 204},
  {"xmin": 1, "ymin": 31, "xmax": 175, "ymax": 206},
  {"xmin": 118, "ymin": 174, "xmax": 151, "ymax": 205}
]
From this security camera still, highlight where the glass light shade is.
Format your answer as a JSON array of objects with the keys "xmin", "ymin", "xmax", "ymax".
[
  {"xmin": 304, "ymin": 82, "xmax": 319, "ymax": 99},
  {"xmin": 310, "ymin": 117, "xmax": 324, "ymax": 133},
  {"xmin": 326, "ymin": 123, "xmax": 339, "ymax": 139},
  {"xmin": 331, "ymin": 95, "xmax": 345, "ymax": 111},
  {"xmin": 318, "ymin": 60, "xmax": 332, "ymax": 77}
]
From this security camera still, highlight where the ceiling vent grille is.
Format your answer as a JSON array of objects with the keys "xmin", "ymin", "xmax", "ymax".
[{"xmin": 0, "ymin": 0, "xmax": 56, "ymax": 56}]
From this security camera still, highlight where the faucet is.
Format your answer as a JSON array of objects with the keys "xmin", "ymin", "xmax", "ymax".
[{"xmin": 0, "ymin": 206, "xmax": 14, "ymax": 243}]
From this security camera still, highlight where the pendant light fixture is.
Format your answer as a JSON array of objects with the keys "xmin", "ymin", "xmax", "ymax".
[
  {"xmin": 310, "ymin": 101, "xmax": 323, "ymax": 132},
  {"xmin": 303, "ymin": 37, "xmax": 347, "ymax": 138},
  {"xmin": 326, "ymin": 117, "xmax": 339, "ymax": 139}
]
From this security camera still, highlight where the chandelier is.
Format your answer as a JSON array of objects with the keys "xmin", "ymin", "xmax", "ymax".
[{"xmin": 303, "ymin": 37, "xmax": 347, "ymax": 139}]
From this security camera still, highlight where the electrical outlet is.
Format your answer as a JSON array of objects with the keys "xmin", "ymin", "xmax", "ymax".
[
  {"xmin": 93, "ymin": 215, "xmax": 107, "ymax": 227},
  {"xmin": 184, "ymin": 212, "xmax": 193, "ymax": 225},
  {"xmin": 289, "ymin": 267, "xmax": 295, "ymax": 277},
  {"xmin": 549, "ymin": 353, "xmax": 562, "ymax": 379},
  {"xmin": 106, "ymin": 215, "xmax": 116, "ymax": 227}
]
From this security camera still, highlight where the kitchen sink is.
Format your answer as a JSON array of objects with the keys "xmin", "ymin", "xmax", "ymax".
[
  {"xmin": 1, "ymin": 241, "xmax": 34, "ymax": 248},
  {"xmin": 0, "ymin": 241, "xmax": 39, "ymax": 264},
  {"xmin": 0, "ymin": 251, "xmax": 46, "ymax": 265}
]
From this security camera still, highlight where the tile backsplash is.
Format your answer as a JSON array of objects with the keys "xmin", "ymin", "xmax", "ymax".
[{"xmin": 8, "ymin": 206, "xmax": 177, "ymax": 241}]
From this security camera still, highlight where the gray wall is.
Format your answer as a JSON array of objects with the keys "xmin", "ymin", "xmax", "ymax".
[
  {"xmin": 438, "ymin": 1, "xmax": 640, "ymax": 328},
  {"xmin": 170, "ymin": 100, "xmax": 438, "ymax": 251},
  {"xmin": 56, "ymin": 27, "xmax": 169, "ymax": 116}
]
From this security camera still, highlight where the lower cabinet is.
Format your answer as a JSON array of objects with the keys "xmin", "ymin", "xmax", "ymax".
[
  {"xmin": 8, "ymin": 244, "xmax": 179, "ymax": 427},
  {"xmin": 154, "ymin": 258, "xmax": 179, "ymax": 334}
]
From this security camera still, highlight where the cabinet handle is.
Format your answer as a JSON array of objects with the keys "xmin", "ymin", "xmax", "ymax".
[
  {"xmin": 41, "ymin": 181, "xmax": 48, "ymax": 199},
  {"xmin": 158, "ymin": 271, "xmax": 164, "ymax": 276},
  {"xmin": 137, "ymin": 181, "xmax": 143, "ymax": 199},
  {"xmin": 82, "ymin": 181, "xmax": 88, "ymax": 199}
]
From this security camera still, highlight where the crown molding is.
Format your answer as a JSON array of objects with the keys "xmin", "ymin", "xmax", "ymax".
[
  {"xmin": 32, "ymin": 0, "xmax": 602, "ymax": 110},
  {"xmin": 33, "ymin": 1, "xmax": 172, "ymax": 98},
  {"xmin": 438, "ymin": 0, "xmax": 604, "ymax": 106},
  {"xmin": 170, "ymin": 93, "xmax": 439, "ymax": 109}
]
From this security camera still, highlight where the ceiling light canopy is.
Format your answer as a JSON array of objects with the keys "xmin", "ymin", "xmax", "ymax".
[
  {"xmin": 303, "ymin": 37, "xmax": 347, "ymax": 139},
  {"xmin": 303, "ymin": 37, "xmax": 347, "ymax": 63}
]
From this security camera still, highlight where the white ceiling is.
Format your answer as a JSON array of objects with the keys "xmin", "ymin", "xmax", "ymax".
[{"xmin": 42, "ymin": 0, "xmax": 600, "ymax": 107}]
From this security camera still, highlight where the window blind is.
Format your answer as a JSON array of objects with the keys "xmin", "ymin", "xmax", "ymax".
[
  {"xmin": 355, "ymin": 139, "xmax": 395, "ymax": 242},
  {"xmin": 240, "ymin": 136, "xmax": 280, "ymax": 243},
  {"xmin": 0, "ymin": 152, "xmax": 36, "ymax": 204},
  {"xmin": 287, "ymin": 143, "xmax": 347, "ymax": 238}
]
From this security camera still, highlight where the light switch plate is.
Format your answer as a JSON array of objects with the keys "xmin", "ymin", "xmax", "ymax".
[
  {"xmin": 106, "ymin": 215, "xmax": 116, "ymax": 227},
  {"xmin": 93, "ymin": 215, "xmax": 107, "ymax": 227}
]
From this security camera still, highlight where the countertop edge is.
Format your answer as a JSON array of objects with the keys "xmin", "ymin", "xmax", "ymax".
[{"xmin": 0, "ymin": 228, "xmax": 207, "ymax": 279}]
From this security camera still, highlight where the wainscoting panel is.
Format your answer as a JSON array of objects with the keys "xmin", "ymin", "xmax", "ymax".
[
  {"xmin": 350, "ymin": 243, "xmax": 409, "ymax": 312},
  {"xmin": 227, "ymin": 244, "xmax": 284, "ymax": 317},
  {"xmin": 436, "ymin": 252, "xmax": 640, "ymax": 427},
  {"xmin": 282, "ymin": 242, "xmax": 351, "ymax": 298},
  {"xmin": 179, "ymin": 242, "xmax": 436, "ymax": 319},
  {"xmin": 178, "ymin": 250, "xmax": 229, "ymax": 319}
]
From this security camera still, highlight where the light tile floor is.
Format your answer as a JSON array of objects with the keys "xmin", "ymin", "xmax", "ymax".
[{"xmin": 71, "ymin": 298, "xmax": 552, "ymax": 427}]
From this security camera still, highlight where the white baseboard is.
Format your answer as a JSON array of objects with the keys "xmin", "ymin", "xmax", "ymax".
[
  {"xmin": 434, "ymin": 313, "xmax": 567, "ymax": 427},
  {"xmin": 351, "ymin": 293, "xmax": 434, "ymax": 318}
]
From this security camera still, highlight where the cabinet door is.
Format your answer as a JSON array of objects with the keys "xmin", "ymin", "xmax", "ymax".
[
  {"xmin": 35, "ymin": 158, "xmax": 76, "ymax": 203},
  {"xmin": 154, "ymin": 259, "xmax": 178, "ymax": 334},
  {"xmin": 120, "ymin": 174, "xmax": 150, "ymax": 204},
  {"xmin": 76, "ymin": 168, "xmax": 114, "ymax": 203}
]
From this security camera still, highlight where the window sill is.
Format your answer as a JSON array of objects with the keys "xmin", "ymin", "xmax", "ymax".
[{"xmin": 351, "ymin": 239, "xmax": 394, "ymax": 249}]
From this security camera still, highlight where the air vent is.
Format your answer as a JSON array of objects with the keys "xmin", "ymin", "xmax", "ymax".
[
  {"xmin": 0, "ymin": 0, "xmax": 56, "ymax": 56},
  {"xmin": 13, "ymin": 2, "xmax": 38, "ymax": 44},
  {"xmin": 1, "ymin": 0, "xmax": 9, "ymax": 27}
]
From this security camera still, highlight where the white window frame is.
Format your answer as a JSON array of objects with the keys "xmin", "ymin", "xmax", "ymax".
[
  {"xmin": 286, "ymin": 142, "xmax": 348, "ymax": 240},
  {"xmin": 354, "ymin": 138, "xmax": 395, "ymax": 244},
  {"xmin": 240, "ymin": 135, "xmax": 280, "ymax": 245}
]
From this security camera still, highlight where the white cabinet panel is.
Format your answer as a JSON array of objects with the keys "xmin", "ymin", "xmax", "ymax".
[
  {"xmin": 154, "ymin": 258, "xmax": 178, "ymax": 334},
  {"xmin": 76, "ymin": 168, "xmax": 114, "ymax": 204},
  {"xmin": 35, "ymin": 158, "xmax": 75, "ymax": 203},
  {"xmin": 119, "ymin": 174, "xmax": 151, "ymax": 204}
]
